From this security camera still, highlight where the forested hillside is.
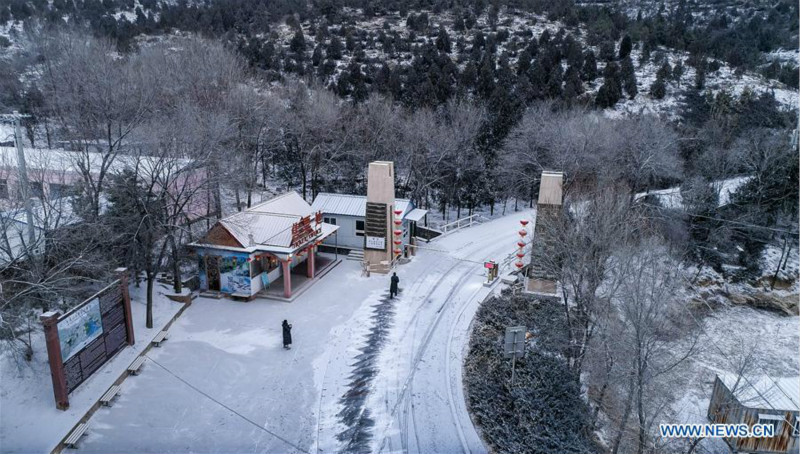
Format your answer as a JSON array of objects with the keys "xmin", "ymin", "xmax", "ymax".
[{"xmin": 0, "ymin": 0, "xmax": 796, "ymax": 362}]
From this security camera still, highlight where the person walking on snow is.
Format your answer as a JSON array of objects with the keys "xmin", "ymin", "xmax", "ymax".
[
  {"xmin": 282, "ymin": 320, "xmax": 292, "ymax": 349},
  {"xmin": 389, "ymin": 272, "xmax": 400, "ymax": 299}
]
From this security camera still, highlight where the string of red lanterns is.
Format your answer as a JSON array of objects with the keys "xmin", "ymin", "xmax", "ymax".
[
  {"xmin": 515, "ymin": 219, "xmax": 529, "ymax": 269},
  {"xmin": 393, "ymin": 207, "xmax": 404, "ymax": 256}
]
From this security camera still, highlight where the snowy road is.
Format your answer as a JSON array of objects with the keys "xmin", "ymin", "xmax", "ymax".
[{"xmin": 317, "ymin": 211, "xmax": 533, "ymax": 454}]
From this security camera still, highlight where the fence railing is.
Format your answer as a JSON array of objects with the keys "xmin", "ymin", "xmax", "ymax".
[{"xmin": 440, "ymin": 214, "xmax": 481, "ymax": 235}]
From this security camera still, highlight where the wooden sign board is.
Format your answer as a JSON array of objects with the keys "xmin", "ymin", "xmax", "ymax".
[{"xmin": 57, "ymin": 281, "xmax": 132, "ymax": 393}]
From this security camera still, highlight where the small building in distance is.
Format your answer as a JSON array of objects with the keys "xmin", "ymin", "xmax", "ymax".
[
  {"xmin": 190, "ymin": 191, "xmax": 339, "ymax": 300},
  {"xmin": 707, "ymin": 373, "xmax": 799, "ymax": 454},
  {"xmin": 310, "ymin": 192, "xmax": 427, "ymax": 252},
  {"xmin": 0, "ymin": 146, "xmax": 209, "ymax": 222}
]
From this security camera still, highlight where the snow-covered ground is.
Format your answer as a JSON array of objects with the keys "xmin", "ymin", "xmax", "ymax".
[
  {"xmin": 661, "ymin": 243, "xmax": 800, "ymax": 452},
  {"xmin": 0, "ymin": 282, "xmax": 184, "ymax": 454},
  {"xmin": 36, "ymin": 211, "xmax": 532, "ymax": 453},
  {"xmin": 634, "ymin": 175, "xmax": 752, "ymax": 209},
  {"xmin": 668, "ymin": 305, "xmax": 798, "ymax": 453}
]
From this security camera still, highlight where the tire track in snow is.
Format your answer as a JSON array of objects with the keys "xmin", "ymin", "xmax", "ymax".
[{"xmin": 376, "ymin": 226, "xmax": 521, "ymax": 454}]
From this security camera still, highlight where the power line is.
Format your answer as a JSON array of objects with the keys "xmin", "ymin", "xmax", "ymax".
[
  {"xmin": 145, "ymin": 354, "xmax": 311, "ymax": 454},
  {"xmin": 640, "ymin": 202, "xmax": 798, "ymax": 236}
]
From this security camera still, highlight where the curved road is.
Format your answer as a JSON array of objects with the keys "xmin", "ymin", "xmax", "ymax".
[{"xmin": 317, "ymin": 211, "xmax": 533, "ymax": 454}]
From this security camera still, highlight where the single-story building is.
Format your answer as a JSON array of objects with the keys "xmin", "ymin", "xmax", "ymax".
[
  {"xmin": 0, "ymin": 146, "xmax": 209, "ymax": 222},
  {"xmin": 310, "ymin": 193, "xmax": 427, "ymax": 251},
  {"xmin": 190, "ymin": 191, "xmax": 339, "ymax": 300},
  {"xmin": 707, "ymin": 373, "xmax": 799, "ymax": 454}
]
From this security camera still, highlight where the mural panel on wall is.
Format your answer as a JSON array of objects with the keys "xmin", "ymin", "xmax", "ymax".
[{"xmin": 220, "ymin": 255, "xmax": 250, "ymax": 294}]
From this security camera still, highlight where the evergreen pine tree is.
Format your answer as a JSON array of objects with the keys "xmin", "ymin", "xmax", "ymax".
[
  {"xmin": 345, "ymin": 29, "xmax": 356, "ymax": 52},
  {"xmin": 546, "ymin": 63, "xmax": 563, "ymax": 99},
  {"xmin": 348, "ymin": 60, "xmax": 368, "ymax": 103},
  {"xmin": 311, "ymin": 44, "xmax": 323, "ymax": 66},
  {"xmin": 454, "ymin": 12, "xmax": 465, "ymax": 32},
  {"xmin": 656, "ymin": 61, "xmax": 672, "ymax": 80},
  {"xmin": 515, "ymin": 73, "xmax": 534, "ymax": 103},
  {"xmin": 289, "ymin": 29, "xmax": 305, "ymax": 55},
  {"xmin": 528, "ymin": 59, "xmax": 547, "ymax": 99},
  {"xmin": 477, "ymin": 56, "xmax": 495, "ymax": 99},
  {"xmin": 539, "ymin": 29, "xmax": 551, "ymax": 46},
  {"xmin": 327, "ymin": 35, "xmax": 343, "ymax": 60},
  {"xmin": 673, "ymin": 60, "xmax": 684, "ymax": 83},
  {"xmin": 581, "ymin": 50, "xmax": 597, "ymax": 81},
  {"xmin": 461, "ymin": 61, "xmax": 478, "ymax": 89},
  {"xmin": 695, "ymin": 58, "xmax": 707, "ymax": 90},
  {"xmin": 639, "ymin": 40, "xmax": 652, "ymax": 67},
  {"xmin": 650, "ymin": 74, "xmax": 666, "ymax": 99},
  {"xmin": 517, "ymin": 49, "xmax": 532, "ymax": 76},
  {"xmin": 563, "ymin": 65, "xmax": 583, "ymax": 101},
  {"xmin": 620, "ymin": 56, "xmax": 638, "ymax": 99},
  {"xmin": 619, "ymin": 34, "xmax": 632, "ymax": 59},
  {"xmin": 599, "ymin": 41, "xmax": 615, "ymax": 62},
  {"xmin": 436, "ymin": 26, "xmax": 451, "ymax": 53},
  {"xmin": 595, "ymin": 62, "xmax": 622, "ymax": 108}
]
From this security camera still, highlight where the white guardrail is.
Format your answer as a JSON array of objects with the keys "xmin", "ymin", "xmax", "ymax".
[{"xmin": 439, "ymin": 214, "xmax": 481, "ymax": 235}]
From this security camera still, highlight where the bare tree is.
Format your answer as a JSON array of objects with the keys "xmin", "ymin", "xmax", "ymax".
[
  {"xmin": 537, "ymin": 185, "xmax": 636, "ymax": 375},
  {"xmin": 30, "ymin": 30, "xmax": 157, "ymax": 219},
  {"xmin": 612, "ymin": 239, "xmax": 698, "ymax": 454}
]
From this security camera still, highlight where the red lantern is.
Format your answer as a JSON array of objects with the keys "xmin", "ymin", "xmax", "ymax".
[
  {"xmin": 516, "ymin": 252, "xmax": 525, "ymax": 258},
  {"xmin": 394, "ymin": 240, "xmax": 402, "ymax": 245},
  {"xmin": 517, "ymin": 241, "xmax": 525, "ymax": 248},
  {"xmin": 518, "ymin": 229, "xmax": 528, "ymax": 237},
  {"xmin": 394, "ymin": 229, "xmax": 402, "ymax": 236},
  {"xmin": 394, "ymin": 249, "xmax": 401, "ymax": 254},
  {"xmin": 515, "ymin": 262, "xmax": 524, "ymax": 269},
  {"xmin": 520, "ymin": 219, "xmax": 529, "ymax": 226},
  {"xmin": 394, "ymin": 209, "xmax": 403, "ymax": 216},
  {"xmin": 394, "ymin": 219, "xmax": 402, "ymax": 226}
]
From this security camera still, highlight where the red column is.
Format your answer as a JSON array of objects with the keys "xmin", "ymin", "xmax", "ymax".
[
  {"xmin": 40, "ymin": 312, "xmax": 69, "ymax": 410},
  {"xmin": 115, "ymin": 267, "xmax": 135, "ymax": 345},
  {"xmin": 282, "ymin": 258, "xmax": 292, "ymax": 298},
  {"xmin": 307, "ymin": 246, "xmax": 315, "ymax": 279}
]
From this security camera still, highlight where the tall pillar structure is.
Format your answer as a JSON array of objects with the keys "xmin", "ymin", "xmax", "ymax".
[
  {"xmin": 527, "ymin": 171, "xmax": 564, "ymax": 295},
  {"xmin": 363, "ymin": 161, "xmax": 395, "ymax": 275}
]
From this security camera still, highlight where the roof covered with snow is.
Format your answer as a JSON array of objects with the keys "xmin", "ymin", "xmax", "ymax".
[
  {"xmin": 311, "ymin": 193, "xmax": 412, "ymax": 218},
  {"xmin": 719, "ymin": 373, "xmax": 800, "ymax": 411},
  {"xmin": 200, "ymin": 191, "xmax": 337, "ymax": 252},
  {"xmin": 248, "ymin": 191, "xmax": 313, "ymax": 217},
  {"xmin": 0, "ymin": 146, "xmax": 195, "ymax": 176},
  {"xmin": 221, "ymin": 211, "xmax": 300, "ymax": 248}
]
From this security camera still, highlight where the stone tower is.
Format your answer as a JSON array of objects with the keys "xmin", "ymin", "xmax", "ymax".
[{"xmin": 363, "ymin": 161, "xmax": 396, "ymax": 274}]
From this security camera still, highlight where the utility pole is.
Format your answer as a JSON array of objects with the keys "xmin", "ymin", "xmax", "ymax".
[{"xmin": 1, "ymin": 112, "xmax": 37, "ymax": 257}]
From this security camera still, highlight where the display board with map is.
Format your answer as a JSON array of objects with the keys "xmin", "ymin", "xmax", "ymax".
[{"xmin": 57, "ymin": 281, "xmax": 132, "ymax": 393}]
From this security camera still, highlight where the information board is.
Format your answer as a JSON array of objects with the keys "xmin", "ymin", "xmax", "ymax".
[{"xmin": 58, "ymin": 281, "xmax": 131, "ymax": 393}]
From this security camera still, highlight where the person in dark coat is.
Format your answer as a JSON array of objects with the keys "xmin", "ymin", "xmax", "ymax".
[
  {"xmin": 282, "ymin": 320, "xmax": 292, "ymax": 349},
  {"xmin": 389, "ymin": 272, "xmax": 399, "ymax": 299}
]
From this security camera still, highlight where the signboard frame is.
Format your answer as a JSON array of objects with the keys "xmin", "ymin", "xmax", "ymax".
[
  {"xmin": 364, "ymin": 202, "xmax": 388, "ymax": 251},
  {"xmin": 503, "ymin": 325, "xmax": 526, "ymax": 359},
  {"xmin": 41, "ymin": 268, "xmax": 134, "ymax": 410}
]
